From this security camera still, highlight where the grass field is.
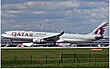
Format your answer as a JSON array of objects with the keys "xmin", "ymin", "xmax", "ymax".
[{"xmin": 1, "ymin": 48, "xmax": 109, "ymax": 68}]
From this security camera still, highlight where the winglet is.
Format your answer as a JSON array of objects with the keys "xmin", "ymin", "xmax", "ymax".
[{"xmin": 58, "ymin": 31, "xmax": 64, "ymax": 36}]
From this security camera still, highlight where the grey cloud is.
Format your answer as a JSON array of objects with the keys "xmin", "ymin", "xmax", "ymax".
[
  {"xmin": 2, "ymin": 1, "xmax": 80, "ymax": 10},
  {"xmin": 76, "ymin": 0, "xmax": 109, "ymax": 3},
  {"xmin": 1, "ymin": 0, "xmax": 109, "ymax": 36}
]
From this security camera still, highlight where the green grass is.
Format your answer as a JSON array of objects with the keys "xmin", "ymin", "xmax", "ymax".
[{"xmin": 1, "ymin": 48, "xmax": 109, "ymax": 68}]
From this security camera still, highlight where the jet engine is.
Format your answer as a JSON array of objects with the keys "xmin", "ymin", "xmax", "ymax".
[{"xmin": 33, "ymin": 38, "xmax": 45, "ymax": 43}]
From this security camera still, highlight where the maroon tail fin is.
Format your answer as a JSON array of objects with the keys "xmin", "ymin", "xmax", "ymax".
[{"xmin": 90, "ymin": 21, "xmax": 108, "ymax": 36}]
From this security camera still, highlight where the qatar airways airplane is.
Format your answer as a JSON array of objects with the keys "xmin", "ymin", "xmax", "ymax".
[{"xmin": 1, "ymin": 21, "xmax": 108, "ymax": 46}]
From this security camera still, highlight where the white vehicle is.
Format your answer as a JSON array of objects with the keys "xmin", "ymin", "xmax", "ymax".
[
  {"xmin": 56, "ymin": 43, "xmax": 71, "ymax": 47},
  {"xmin": 17, "ymin": 43, "xmax": 34, "ymax": 47},
  {"xmin": 1, "ymin": 21, "xmax": 108, "ymax": 46}
]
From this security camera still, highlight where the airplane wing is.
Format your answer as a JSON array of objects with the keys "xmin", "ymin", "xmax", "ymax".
[{"xmin": 43, "ymin": 31, "xmax": 64, "ymax": 42}]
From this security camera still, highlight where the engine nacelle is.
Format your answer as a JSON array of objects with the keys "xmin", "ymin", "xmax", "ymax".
[
  {"xmin": 103, "ymin": 36, "xmax": 108, "ymax": 39},
  {"xmin": 33, "ymin": 38, "xmax": 45, "ymax": 43}
]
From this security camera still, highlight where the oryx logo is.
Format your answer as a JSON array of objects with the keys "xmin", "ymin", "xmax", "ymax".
[
  {"xmin": 95, "ymin": 27, "xmax": 104, "ymax": 36},
  {"xmin": 95, "ymin": 22, "xmax": 108, "ymax": 36}
]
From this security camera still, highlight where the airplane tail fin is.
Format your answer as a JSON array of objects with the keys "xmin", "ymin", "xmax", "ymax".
[{"xmin": 89, "ymin": 21, "xmax": 108, "ymax": 36}]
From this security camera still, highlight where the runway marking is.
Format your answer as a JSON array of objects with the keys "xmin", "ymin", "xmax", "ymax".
[{"xmin": 91, "ymin": 48, "xmax": 103, "ymax": 51}]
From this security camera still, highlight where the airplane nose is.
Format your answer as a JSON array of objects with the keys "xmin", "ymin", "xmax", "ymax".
[
  {"xmin": 1, "ymin": 34, "xmax": 5, "ymax": 37},
  {"xmin": 1, "ymin": 34, "xmax": 4, "ymax": 37}
]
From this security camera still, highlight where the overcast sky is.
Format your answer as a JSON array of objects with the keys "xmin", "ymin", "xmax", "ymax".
[{"xmin": 1, "ymin": 0, "xmax": 109, "ymax": 36}]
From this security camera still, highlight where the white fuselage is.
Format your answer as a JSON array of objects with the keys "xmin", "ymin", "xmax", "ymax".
[
  {"xmin": 1, "ymin": 31, "xmax": 96, "ymax": 43},
  {"xmin": 2, "ymin": 21, "xmax": 108, "ymax": 43}
]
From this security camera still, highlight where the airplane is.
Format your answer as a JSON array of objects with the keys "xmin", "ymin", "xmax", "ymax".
[{"xmin": 1, "ymin": 21, "xmax": 108, "ymax": 46}]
